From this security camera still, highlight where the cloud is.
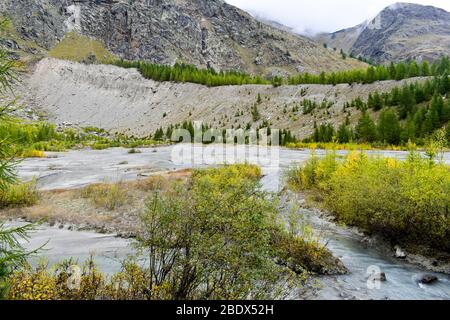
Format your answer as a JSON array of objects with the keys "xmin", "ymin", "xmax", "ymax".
[{"xmin": 224, "ymin": 0, "xmax": 450, "ymax": 35}]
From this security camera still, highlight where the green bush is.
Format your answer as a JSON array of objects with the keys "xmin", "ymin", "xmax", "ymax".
[
  {"xmin": 287, "ymin": 151, "xmax": 450, "ymax": 251},
  {"xmin": 135, "ymin": 164, "xmax": 343, "ymax": 299},
  {"xmin": 138, "ymin": 164, "xmax": 294, "ymax": 300},
  {"xmin": 0, "ymin": 179, "xmax": 38, "ymax": 209},
  {"xmin": 285, "ymin": 151, "xmax": 338, "ymax": 191}
]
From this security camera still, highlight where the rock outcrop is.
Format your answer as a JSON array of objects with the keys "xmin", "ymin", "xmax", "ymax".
[
  {"xmin": 316, "ymin": 2, "xmax": 450, "ymax": 64},
  {"xmin": 0, "ymin": 0, "xmax": 365, "ymax": 75}
]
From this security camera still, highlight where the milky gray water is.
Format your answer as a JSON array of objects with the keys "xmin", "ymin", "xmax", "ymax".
[{"xmin": 7, "ymin": 145, "xmax": 450, "ymax": 300}]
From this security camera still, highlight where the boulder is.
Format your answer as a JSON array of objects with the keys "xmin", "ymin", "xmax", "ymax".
[
  {"xmin": 417, "ymin": 274, "xmax": 438, "ymax": 285},
  {"xmin": 394, "ymin": 246, "xmax": 407, "ymax": 259},
  {"xmin": 367, "ymin": 272, "xmax": 387, "ymax": 282}
]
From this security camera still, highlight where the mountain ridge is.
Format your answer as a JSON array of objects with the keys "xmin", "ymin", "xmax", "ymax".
[
  {"xmin": 0, "ymin": 0, "xmax": 366, "ymax": 76},
  {"xmin": 316, "ymin": 2, "xmax": 450, "ymax": 64}
]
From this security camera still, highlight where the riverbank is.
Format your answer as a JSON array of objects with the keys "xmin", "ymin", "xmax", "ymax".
[
  {"xmin": 286, "ymin": 150, "xmax": 450, "ymax": 275},
  {"xmin": 2, "ymin": 164, "xmax": 353, "ymax": 300},
  {"xmin": 0, "ymin": 169, "xmax": 192, "ymax": 237},
  {"xmin": 2, "ymin": 145, "xmax": 450, "ymax": 300}
]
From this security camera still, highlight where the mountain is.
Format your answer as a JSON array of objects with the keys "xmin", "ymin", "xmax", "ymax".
[
  {"xmin": 316, "ymin": 2, "xmax": 450, "ymax": 64},
  {"xmin": 249, "ymin": 13, "xmax": 296, "ymax": 34},
  {"xmin": 0, "ymin": 0, "xmax": 365, "ymax": 76}
]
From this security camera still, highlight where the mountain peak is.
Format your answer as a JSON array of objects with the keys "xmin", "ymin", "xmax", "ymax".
[
  {"xmin": 316, "ymin": 2, "xmax": 450, "ymax": 64},
  {"xmin": 386, "ymin": 2, "xmax": 422, "ymax": 11}
]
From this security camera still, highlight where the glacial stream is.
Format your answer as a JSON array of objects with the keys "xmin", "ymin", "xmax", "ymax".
[{"xmin": 8, "ymin": 145, "xmax": 450, "ymax": 300}]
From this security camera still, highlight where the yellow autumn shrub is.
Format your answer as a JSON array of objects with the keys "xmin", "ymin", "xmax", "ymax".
[
  {"xmin": 7, "ymin": 266, "xmax": 57, "ymax": 300},
  {"xmin": 288, "ymin": 151, "xmax": 450, "ymax": 251}
]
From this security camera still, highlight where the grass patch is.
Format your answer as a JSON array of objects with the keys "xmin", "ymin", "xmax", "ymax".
[
  {"xmin": 286, "ymin": 150, "xmax": 450, "ymax": 252},
  {"xmin": 80, "ymin": 182, "xmax": 128, "ymax": 210},
  {"xmin": 49, "ymin": 32, "xmax": 115, "ymax": 63},
  {"xmin": 0, "ymin": 180, "xmax": 38, "ymax": 209}
]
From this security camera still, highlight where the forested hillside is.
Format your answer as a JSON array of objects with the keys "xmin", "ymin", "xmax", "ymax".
[{"xmin": 307, "ymin": 74, "xmax": 450, "ymax": 146}]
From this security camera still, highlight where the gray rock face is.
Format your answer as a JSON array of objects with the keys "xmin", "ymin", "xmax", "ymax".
[
  {"xmin": 0, "ymin": 0, "xmax": 68, "ymax": 49},
  {"xmin": 316, "ymin": 2, "xmax": 450, "ymax": 64},
  {"xmin": 0, "ymin": 0, "xmax": 365, "ymax": 75}
]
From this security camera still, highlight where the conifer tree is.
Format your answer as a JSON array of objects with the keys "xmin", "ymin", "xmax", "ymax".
[
  {"xmin": 337, "ymin": 123, "xmax": 352, "ymax": 143},
  {"xmin": 398, "ymin": 85, "xmax": 416, "ymax": 119},
  {"xmin": 408, "ymin": 61, "xmax": 419, "ymax": 77},
  {"xmin": 0, "ymin": 25, "xmax": 39, "ymax": 298},
  {"xmin": 430, "ymin": 93, "xmax": 445, "ymax": 123},
  {"xmin": 423, "ymin": 108, "xmax": 440, "ymax": 135},
  {"xmin": 401, "ymin": 115, "xmax": 417, "ymax": 143},
  {"xmin": 377, "ymin": 108, "xmax": 401, "ymax": 145},
  {"xmin": 389, "ymin": 62, "xmax": 397, "ymax": 79},
  {"xmin": 420, "ymin": 60, "xmax": 430, "ymax": 76},
  {"xmin": 355, "ymin": 112, "xmax": 377, "ymax": 142},
  {"xmin": 442, "ymin": 100, "xmax": 450, "ymax": 124},
  {"xmin": 368, "ymin": 91, "xmax": 383, "ymax": 111},
  {"xmin": 439, "ymin": 72, "xmax": 450, "ymax": 95}
]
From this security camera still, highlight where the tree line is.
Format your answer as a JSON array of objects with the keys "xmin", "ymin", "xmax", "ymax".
[
  {"xmin": 288, "ymin": 57, "xmax": 450, "ymax": 86},
  {"xmin": 153, "ymin": 121, "xmax": 297, "ymax": 146},
  {"xmin": 112, "ymin": 57, "xmax": 450, "ymax": 88},
  {"xmin": 112, "ymin": 60, "xmax": 270, "ymax": 87}
]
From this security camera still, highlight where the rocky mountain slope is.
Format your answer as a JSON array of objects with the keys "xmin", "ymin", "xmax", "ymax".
[
  {"xmin": 16, "ymin": 58, "xmax": 427, "ymax": 139},
  {"xmin": 0, "ymin": 0, "xmax": 365, "ymax": 76},
  {"xmin": 316, "ymin": 2, "xmax": 450, "ymax": 64}
]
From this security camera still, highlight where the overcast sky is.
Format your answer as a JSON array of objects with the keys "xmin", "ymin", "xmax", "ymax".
[{"xmin": 224, "ymin": 0, "xmax": 450, "ymax": 35}]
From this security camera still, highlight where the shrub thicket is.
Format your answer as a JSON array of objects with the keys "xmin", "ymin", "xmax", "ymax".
[
  {"xmin": 137, "ymin": 164, "xmax": 296, "ymax": 300},
  {"xmin": 287, "ymin": 150, "xmax": 450, "ymax": 252},
  {"xmin": 0, "ymin": 179, "xmax": 38, "ymax": 209},
  {"xmin": 80, "ymin": 182, "xmax": 128, "ymax": 211}
]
